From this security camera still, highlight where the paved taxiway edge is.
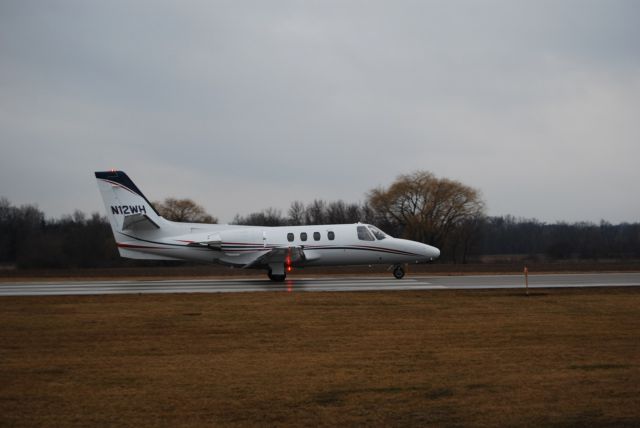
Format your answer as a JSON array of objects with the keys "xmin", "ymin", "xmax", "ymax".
[{"xmin": 0, "ymin": 273, "xmax": 639, "ymax": 296}]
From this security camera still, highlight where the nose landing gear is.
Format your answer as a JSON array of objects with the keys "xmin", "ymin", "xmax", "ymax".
[{"xmin": 392, "ymin": 264, "xmax": 405, "ymax": 280}]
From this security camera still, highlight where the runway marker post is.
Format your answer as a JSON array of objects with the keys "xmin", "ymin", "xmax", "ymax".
[{"xmin": 524, "ymin": 266, "xmax": 529, "ymax": 295}]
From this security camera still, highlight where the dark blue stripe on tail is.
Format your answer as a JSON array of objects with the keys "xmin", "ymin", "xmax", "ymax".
[{"xmin": 94, "ymin": 170, "xmax": 161, "ymax": 216}]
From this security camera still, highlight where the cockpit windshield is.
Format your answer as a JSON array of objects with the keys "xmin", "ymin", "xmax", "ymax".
[
  {"xmin": 367, "ymin": 225, "xmax": 388, "ymax": 240},
  {"xmin": 357, "ymin": 225, "xmax": 375, "ymax": 241}
]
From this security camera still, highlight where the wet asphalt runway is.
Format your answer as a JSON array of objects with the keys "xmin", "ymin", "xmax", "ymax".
[{"xmin": 1, "ymin": 272, "xmax": 639, "ymax": 296}]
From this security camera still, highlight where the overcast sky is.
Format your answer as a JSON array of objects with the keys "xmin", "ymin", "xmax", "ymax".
[{"xmin": 1, "ymin": 1, "xmax": 639, "ymax": 223}]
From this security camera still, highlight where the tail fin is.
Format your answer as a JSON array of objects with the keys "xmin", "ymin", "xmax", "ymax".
[{"xmin": 95, "ymin": 170, "xmax": 162, "ymax": 235}]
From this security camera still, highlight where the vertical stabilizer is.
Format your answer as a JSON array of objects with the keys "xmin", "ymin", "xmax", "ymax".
[{"xmin": 95, "ymin": 170, "xmax": 162, "ymax": 235}]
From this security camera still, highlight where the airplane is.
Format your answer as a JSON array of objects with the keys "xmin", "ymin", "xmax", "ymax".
[{"xmin": 95, "ymin": 170, "xmax": 440, "ymax": 281}]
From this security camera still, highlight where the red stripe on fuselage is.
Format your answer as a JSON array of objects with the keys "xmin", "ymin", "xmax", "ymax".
[{"xmin": 117, "ymin": 243, "xmax": 170, "ymax": 250}]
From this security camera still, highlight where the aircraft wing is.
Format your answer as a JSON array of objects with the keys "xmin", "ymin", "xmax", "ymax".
[
  {"xmin": 178, "ymin": 233, "xmax": 223, "ymax": 249},
  {"xmin": 241, "ymin": 246, "xmax": 313, "ymax": 269},
  {"xmin": 185, "ymin": 239, "xmax": 222, "ymax": 250}
]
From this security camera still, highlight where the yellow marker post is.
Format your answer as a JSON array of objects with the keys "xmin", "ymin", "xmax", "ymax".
[{"xmin": 524, "ymin": 266, "xmax": 529, "ymax": 295}]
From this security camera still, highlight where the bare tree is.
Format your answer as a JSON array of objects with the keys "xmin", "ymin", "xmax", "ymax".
[
  {"xmin": 368, "ymin": 171, "xmax": 485, "ymax": 252},
  {"xmin": 232, "ymin": 208, "xmax": 287, "ymax": 226},
  {"xmin": 287, "ymin": 201, "xmax": 306, "ymax": 225},
  {"xmin": 305, "ymin": 199, "xmax": 327, "ymax": 225},
  {"xmin": 153, "ymin": 198, "xmax": 218, "ymax": 223},
  {"xmin": 326, "ymin": 200, "xmax": 348, "ymax": 224}
]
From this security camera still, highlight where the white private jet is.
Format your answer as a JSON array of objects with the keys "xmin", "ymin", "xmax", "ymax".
[{"xmin": 95, "ymin": 171, "xmax": 440, "ymax": 281}]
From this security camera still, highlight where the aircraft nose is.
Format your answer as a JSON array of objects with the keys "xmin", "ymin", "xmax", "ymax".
[
  {"xmin": 425, "ymin": 244, "xmax": 440, "ymax": 260},
  {"xmin": 402, "ymin": 239, "xmax": 441, "ymax": 262}
]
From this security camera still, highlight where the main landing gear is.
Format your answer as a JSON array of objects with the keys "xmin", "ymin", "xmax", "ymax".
[
  {"xmin": 392, "ymin": 264, "xmax": 405, "ymax": 280},
  {"xmin": 268, "ymin": 268, "xmax": 286, "ymax": 282}
]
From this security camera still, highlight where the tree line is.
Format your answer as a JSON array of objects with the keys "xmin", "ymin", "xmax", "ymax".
[
  {"xmin": 1, "ymin": 171, "xmax": 639, "ymax": 269},
  {"xmin": 475, "ymin": 216, "xmax": 640, "ymax": 261},
  {"xmin": 0, "ymin": 199, "xmax": 120, "ymax": 269}
]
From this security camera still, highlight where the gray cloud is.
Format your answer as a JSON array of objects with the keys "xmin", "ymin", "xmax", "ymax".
[{"xmin": 1, "ymin": 0, "xmax": 639, "ymax": 223}]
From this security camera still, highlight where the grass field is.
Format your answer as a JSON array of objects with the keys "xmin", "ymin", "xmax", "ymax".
[{"xmin": 1, "ymin": 287, "xmax": 639, "ymax": 427}]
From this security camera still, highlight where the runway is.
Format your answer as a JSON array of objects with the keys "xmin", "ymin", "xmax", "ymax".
[{"xmin": 1, "ymin": 272, "xmax": 639, "ymax": 296}]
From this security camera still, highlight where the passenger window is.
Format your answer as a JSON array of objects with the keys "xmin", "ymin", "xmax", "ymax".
[
  {"xmin": 313, "ymin": 232, "xmax": 320, "ymax": 241},
  {"xmin": 357, "ymin": 225, "xmax": 375, "ymax": 241},
  {"xmin": 300, "ymin": 232, "xmax": 307, "ymax": 241},
  {"xmin": 328, "ymin": 231, "xmax": 335, "ymax": 240},
  {"xmin": 287, "ymin": 232, "xmax": 294, "ymax": 242}
]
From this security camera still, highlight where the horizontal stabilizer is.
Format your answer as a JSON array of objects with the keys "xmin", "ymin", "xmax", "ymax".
[{"xmin": 122, "ymin": 213, "xmax": 160, "ymax": 231}]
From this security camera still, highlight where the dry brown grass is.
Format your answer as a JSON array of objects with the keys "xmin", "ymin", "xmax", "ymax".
[{"xmin": 1, "ymin": 288, "xmax": 639, "ymax": 427}]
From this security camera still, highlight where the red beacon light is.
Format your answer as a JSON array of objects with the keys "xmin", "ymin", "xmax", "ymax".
[{"xmin": 285, "ymin": 254, "xmax": 292, "ymax": 272}]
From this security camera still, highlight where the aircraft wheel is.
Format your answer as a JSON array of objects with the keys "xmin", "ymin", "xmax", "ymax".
[
  {"xmin": 393, "ymin": 265, "xmax": 405, "ymax": 280},
  {"xmin": 268, "ymin": 270, "xmax": 286, "ymax": 282}
]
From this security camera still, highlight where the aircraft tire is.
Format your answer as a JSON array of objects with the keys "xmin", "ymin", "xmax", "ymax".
[
  {"xmin": 268, "ymin": 270, "xmax": 286, "ymax": 282},
  {"xmin": 393, "ymin": 265, "xmax": 405, "ymax": 280}
]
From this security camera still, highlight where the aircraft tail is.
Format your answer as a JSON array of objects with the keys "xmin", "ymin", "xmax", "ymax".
[
  {"xmin": 95, "ymin": 169, "xmax": 162, "ymax": 228},
  {"xmin": 95, "ymin": 171, "xmax": 172, "ymax": 259}
]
